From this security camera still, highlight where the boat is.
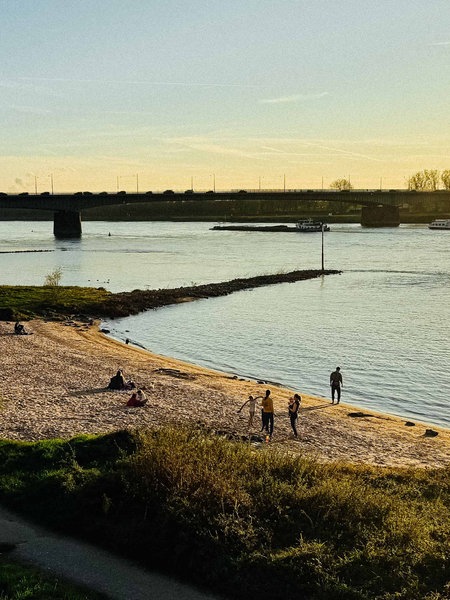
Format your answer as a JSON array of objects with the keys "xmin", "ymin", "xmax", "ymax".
[
  {"xmin": 296, "ymin": 219, "xmax": 330, "ymax": 232},
  {"xmin": 428, "ymin": 219, "xmax": 450, "ymax": 230}
]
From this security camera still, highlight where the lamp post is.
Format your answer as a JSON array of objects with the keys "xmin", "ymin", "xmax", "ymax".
[
  {"xmin": 116, "ymin": 174, "xmax": 138, "ymax": 193},
  {"xmin": 34, "ymin": 174, "xmax": 53, "ymax": 194}
]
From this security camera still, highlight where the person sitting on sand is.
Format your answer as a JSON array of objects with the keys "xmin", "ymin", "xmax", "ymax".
[
  {"xmin": 126, "ymin": 389, "xmax": 147, "ymax": 407},
  {"xmin": 108, "ymin": 369, "xmax": 135, "ymax": 391},
  {"xmin": 108, "ymin": 369, "xmax": 136, "ymax": 390},
  {"xmin": 14, "ymin": 321, "xmax": 26, "ymax": 335},
  {"xmin": 108, "ymin": 369, "xmax": 125, "ymax": 390}
]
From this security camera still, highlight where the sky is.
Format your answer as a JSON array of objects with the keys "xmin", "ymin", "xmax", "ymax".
[{"xmin": 1, "ymin": 0, "xmax": 450, "ymax": 193}]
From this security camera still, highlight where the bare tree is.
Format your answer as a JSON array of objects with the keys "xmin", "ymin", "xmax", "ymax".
[
  {"xmin": 329, "ymin": 178, "xmax": 353, "ymax": 191},
  {"xmin": 441, "ymin": 170, "xmax": 450, "ymax": 190},
  {"xmin": 407, "ymin": 169, "xmax": 440, "ymax": 191}
]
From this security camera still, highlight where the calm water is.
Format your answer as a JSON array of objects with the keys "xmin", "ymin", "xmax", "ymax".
[{"xmin": 1, "ymin": 220, "xmax": 449, "ymax": 429}]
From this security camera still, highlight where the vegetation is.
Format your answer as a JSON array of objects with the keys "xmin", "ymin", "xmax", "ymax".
[
  {"xmin": 329, "ymin": 178, "xmax": 353, "ymax": 191},
  {"xmin": 44, "ymin": 267, "xmax": 63, "ymax": 287},
  {"xmin": 441, "ymin": 170, "xmax": 450, "ymax": 190},
  {"xmin": 0, "ymin": 560, "xmax": 105, "ymax": 599},
  {"xmin": 406, "ymin": 168, "xmax": 450, "ymax": 191},
  {"xmin": 0, "ymin": 426, "xmax": 449, "ymax": 600},
  {"xmin": 0, "ymin": 270, "xmax": 340, "ymax": 321},
  {"xmin": 407, "ymin": 170, "xmax": 440, "ymax": 191},
  {"xmin": 0, "ymin": 285, "xmax": 110, "ymax": 321}
]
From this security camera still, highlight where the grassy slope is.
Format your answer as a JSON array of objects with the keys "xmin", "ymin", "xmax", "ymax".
[{"xmin": 0, "ymin": 427, "xmax": 448, "ymax": 600}]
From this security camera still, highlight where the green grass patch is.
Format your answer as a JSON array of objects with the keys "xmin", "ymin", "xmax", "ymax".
[
  {"xmin": 0, "ymin": 286, "xmax": 111, "ymax": 320},
  {"xmin": 0, "ymin": 426, "xmax": 449, "ymax": 600},
  {"xmin": 0, "ymin": 559, "xmax": 106, "ymax": 599}
]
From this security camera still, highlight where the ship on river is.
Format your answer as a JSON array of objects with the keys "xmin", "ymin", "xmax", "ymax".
[
  {"xmin": 428, "ymin": 218, "xmax": 450, "ymax": 230},
  {"xmin": 296, "ymin": 219, "xmax": 330, "ymax": 232}
]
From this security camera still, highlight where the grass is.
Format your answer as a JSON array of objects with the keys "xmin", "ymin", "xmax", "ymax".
[
  {"xmin": 0, "ymin": 286, "xmax": 111, "ymax": 321},
  {"xmin": 0, "ymin": 426, "xmax": 449, "ymax": 600},
  {"xmin": 0, "ymin": 559, "xmax": 106, "ymax": 599}
]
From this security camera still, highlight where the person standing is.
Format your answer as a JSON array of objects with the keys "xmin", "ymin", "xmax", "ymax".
[
  {"xmin": 288, "ymin": 394, "xmax": 301, "ymax": 437},
  {"xmin": 238, "ymin": 394, "xmax": 259, "ymax": 429},
  {"xmin": 330, "ymin": 367, "xmax": 343, "ymax": 404},
  {"xmin": 261, "ymin": 389, "xmax": 274, "ymax": 438}
]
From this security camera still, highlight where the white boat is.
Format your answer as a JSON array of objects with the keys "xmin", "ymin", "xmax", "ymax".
[
  {"xmin": 296, "ymin": 219, "xmax": 330, "ymax": 232},
  {"xmin": 428, "ymin": 219, "xmax": 450, "ymax": 230}
]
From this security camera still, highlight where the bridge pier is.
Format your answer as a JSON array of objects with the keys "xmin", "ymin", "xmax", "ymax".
[
  {"xmin": 361, "ymin": 205, "xmax": 400, "ymax": 227},
  {"xmin": 53, "ymin": 210, "xmax": 82, "ymax": 238}
]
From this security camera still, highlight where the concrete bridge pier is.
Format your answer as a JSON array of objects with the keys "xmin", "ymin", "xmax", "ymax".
[
  {"xmin": 361, "ymin": 205, "xmax": 400, "ymax": 227},
  {"xmin": 53, "ymin": 210, "xmax": 82, "ymax": 238}
]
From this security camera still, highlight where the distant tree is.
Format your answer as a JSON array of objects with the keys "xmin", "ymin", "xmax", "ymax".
[
  {"xmin": 441, "ymin": 170, "xmax": 450, "ymax": 190},
  {"xmin": 329, "ymin": 178, "xmax": 353, "ymax": 191},
  {"xmin": 407, "ymin": 169, "xmax": 440, "ymax": 191}
]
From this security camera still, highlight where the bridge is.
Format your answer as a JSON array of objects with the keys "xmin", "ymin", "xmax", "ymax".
[{"xmin": 0, "ymin": 189, "xmax": 440, "ymax": 237}]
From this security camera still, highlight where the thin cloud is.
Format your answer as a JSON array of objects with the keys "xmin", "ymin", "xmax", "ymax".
[
  {"xmin": 19, "ymin": 76, "xmax": 261, "ymax": 89},
  {"xmin": 259, "ymin": 92, "xmax": 329, "ymax": 104}
]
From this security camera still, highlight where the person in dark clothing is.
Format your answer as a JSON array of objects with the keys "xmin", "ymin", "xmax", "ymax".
[
  {"xmin": 261, "ymin": 389, "xmax": 274, "ymax": 437},
  {"xmin": 288, "ymin": 393, "xmax": 301, "ymax": 436},
  {"xmin": 14, "ymin": 322, "xmax": 26, "ymax": 335},
  {"xmin": 330, "ymin": 367, "xmax": 343, "ymax": 404},
  {"xmin": 108, "ymin": 369, "xmax": 126, "ymax": 390}
]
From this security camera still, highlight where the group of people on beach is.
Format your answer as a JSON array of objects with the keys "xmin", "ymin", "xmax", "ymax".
[
  {"xmin": 107, "ymin": 369, "xmax": 148, "ymax": 407},
  {"xmin": 107, "ymin": 364, "xmax": 343, "ymax": 427},
  {"xmin": 239, "ymin": 389, "xmax": 302, "ymax": 439},
  {"xmin": 238, "ymin": 367, "xmax": 343, "ymax": 439}
]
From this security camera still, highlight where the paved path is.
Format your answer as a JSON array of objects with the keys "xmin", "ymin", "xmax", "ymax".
[{"xmin": 0, "ymin": 506, "xmax": 220, "ymax": 600}]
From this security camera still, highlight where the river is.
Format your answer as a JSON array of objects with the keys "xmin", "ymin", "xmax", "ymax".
[{"xmin": 1, "ymin": 220, "xmax": 449, "ymax": 429}]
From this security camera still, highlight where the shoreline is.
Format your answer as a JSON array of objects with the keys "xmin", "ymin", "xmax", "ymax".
[{"xmin": 1, "ymin": 319, "xmax": 449, "ymax": 469}]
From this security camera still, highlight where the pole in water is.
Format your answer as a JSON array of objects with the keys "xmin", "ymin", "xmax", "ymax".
[{"xmin": 321, "ymin": 223, "xmax": 325, "ymax": 272}]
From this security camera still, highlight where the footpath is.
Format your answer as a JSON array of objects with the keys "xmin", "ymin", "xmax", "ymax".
[{"xmin": 0, "ymin": 505, "xmax": 219, "ymax": 600}]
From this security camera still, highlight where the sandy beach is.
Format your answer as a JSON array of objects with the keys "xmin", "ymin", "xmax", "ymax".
[{"xmin": 1, "ymin": 319, "xmax": 449, "ymax": 469}]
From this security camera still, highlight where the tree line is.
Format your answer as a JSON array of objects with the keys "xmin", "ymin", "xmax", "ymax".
[
  {"xmin": 329, "ymin": 172, "xmax": 450, "ymax": 191},
  {"xmin": 407, "ymin": 169, "xmax": 450, "ymax": 191}
]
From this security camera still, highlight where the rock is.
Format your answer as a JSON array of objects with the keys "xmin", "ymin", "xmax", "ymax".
[
  {"xmin": 424, "ymin": 429, "xmax": 438, "ymax": 437},
  {"xmin": 405, "ymin": 421, "xmax": 415, "ymax": 427}
]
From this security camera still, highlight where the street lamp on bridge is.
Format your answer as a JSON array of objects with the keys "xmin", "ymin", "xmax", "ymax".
[
  {"xmin": 34, "ymin": 174, "xmax": 54, "ymax": 195},
  {"xmin": 116, "ymin": 174, "xmax": 139, "ymax": 193}
]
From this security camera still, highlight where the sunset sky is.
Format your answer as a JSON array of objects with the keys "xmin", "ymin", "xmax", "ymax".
[{"xmin": 1, "ymin": 0, "xmax": 450, "ymax": 193}]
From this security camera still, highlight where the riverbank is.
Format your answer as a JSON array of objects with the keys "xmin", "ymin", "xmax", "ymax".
[{"xmin": 1, "ymin": 319, "xmax": 449, "ymax": 468}]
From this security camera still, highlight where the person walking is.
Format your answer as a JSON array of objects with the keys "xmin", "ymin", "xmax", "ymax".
[
  {"xmin": 330, "ymin": 367, "xmax": 343, "ymax": 404},
  {"xmin": 261, "ymin": 389, "xmax": 274, "ymax": 438},
  {"xmin": 288, "ymin": 393, "xmax": 301, "ymax": 437}
]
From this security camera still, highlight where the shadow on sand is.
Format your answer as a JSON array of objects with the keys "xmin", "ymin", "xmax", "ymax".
[
  {"xmin": 66, "ymin": 387, "xmax": 110, "ymax": 397},
  {"xmin": 300, "ymin": 403, "xmax": 333, "ymax": 412}
]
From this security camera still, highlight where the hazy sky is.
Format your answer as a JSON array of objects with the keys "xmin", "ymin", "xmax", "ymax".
[{"xmin": 1, "ymin": 0, "xmax": 450, "ymax": 192}]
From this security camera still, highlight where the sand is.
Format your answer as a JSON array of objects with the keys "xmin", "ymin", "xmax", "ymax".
[{"xmin": 1, "ymin": 320, "xmax": 449, "ymax": 469}]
